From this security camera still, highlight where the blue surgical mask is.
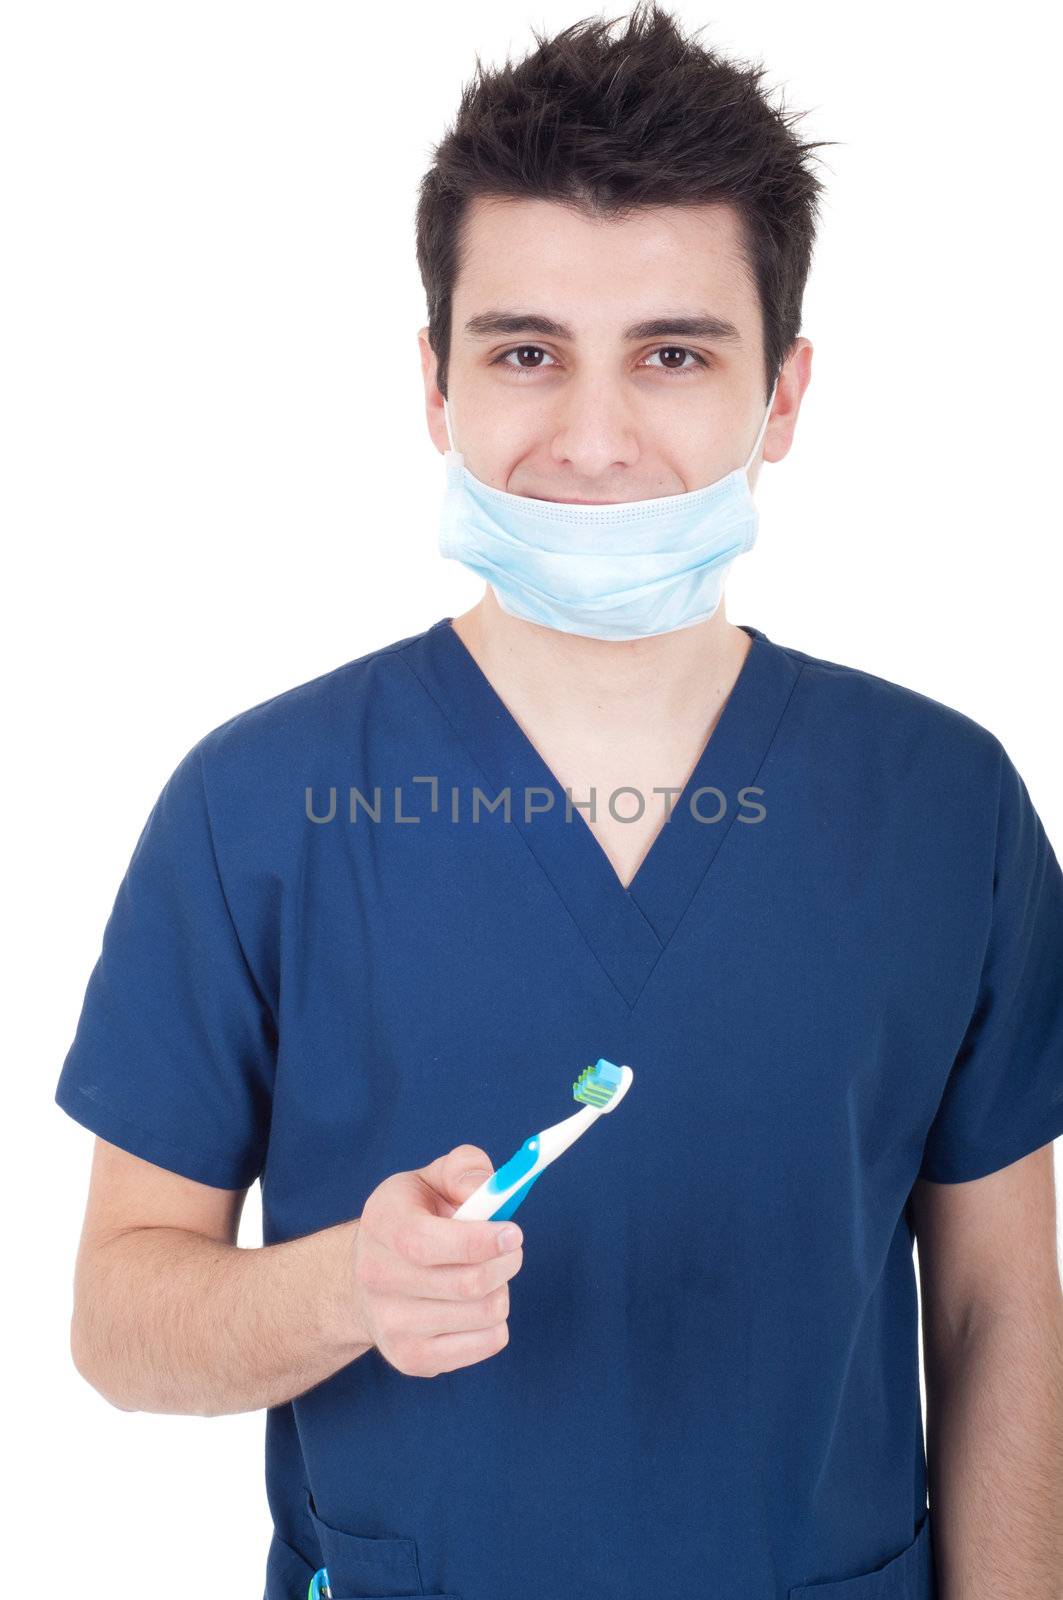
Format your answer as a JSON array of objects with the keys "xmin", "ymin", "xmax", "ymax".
[{"xmin": 438, "ymin": 377, "xmax": 777, "ymax": 641}]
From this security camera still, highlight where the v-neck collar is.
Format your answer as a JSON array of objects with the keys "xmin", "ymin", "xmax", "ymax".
[{"xmin": 402, "ymin": 617, "xmax": 803, "ymax": 1009}]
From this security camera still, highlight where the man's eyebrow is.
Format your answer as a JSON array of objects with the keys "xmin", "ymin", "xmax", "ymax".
[{"xmin": 462, "ymin": 310, "xmax": 742, "ymax": 344}]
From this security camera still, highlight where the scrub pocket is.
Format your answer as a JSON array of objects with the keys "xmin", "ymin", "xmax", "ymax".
[
  {"xmin": 305, "ymin": 1489, "xmax": 463, "ymax": 1599},
  {"xmin": 788, "ymin": 1511, "xmax": 936, "ymax": 1599}
]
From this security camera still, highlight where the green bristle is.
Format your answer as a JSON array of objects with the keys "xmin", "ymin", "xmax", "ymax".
[{"xmin": 573, "ymin": 1063, "xmax": 615, "ymax": 1108}]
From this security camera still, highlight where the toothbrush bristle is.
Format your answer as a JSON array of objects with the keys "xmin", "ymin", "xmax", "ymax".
[{"xmin": 572, "ymin": 1058, "xmax": 622, "ymax": 1108}]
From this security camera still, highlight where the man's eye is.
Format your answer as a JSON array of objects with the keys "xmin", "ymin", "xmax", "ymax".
[
  {"xmin": 493, "ymin": 346, "xmax": 557, "ymax": 371},
  {"xmin": 642, "ymin": 347, "xmax": 708, "ymax": 375}
]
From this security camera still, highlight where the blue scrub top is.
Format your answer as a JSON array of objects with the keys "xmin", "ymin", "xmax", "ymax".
[{"xmin": 56, "ymin": 618, "xmax": 1063, "ymax": 1600}]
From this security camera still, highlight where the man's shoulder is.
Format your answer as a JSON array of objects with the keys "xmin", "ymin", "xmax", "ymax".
[
  {"xmin": 765, "ymin": 629, "xmax": 1006, "ymax": 774},
  {"xmin": 192, "ymin": 620, "xmax": 435, "ymax": 778}
]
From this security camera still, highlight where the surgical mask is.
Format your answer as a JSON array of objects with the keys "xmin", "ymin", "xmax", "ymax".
[{"xmin": 438, "ymin": 377, "xmax": 777, "ymax": 641}]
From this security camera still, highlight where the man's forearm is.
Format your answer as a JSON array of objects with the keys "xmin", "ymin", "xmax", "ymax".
[
  {"xmin": 71, "ymin": 1217, "xmax": 372, "ymax": 1416},
  {"xmin": 924, "ymin": 1304, "xmax": 1063, "ymax": 1597}
]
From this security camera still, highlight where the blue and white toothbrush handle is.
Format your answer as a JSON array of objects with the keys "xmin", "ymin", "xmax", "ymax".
[
  {"xmin": 451, "ymin": 1129, "xmax": 557, "ymax": 1222},
  {"xmin": 452, "ymin": 1064, "xmax": 634, "ymax": 1222}
]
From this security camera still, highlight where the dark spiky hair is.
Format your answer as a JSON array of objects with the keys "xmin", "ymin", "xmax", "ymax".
[{"xmin": 415, "ymin": 3, "xmax": 838, "ymax": 405}]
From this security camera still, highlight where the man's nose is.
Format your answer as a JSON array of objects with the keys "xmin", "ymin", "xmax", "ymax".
[{"xmin": 547, "ymin": 380, "xmax": 641, "ymax": 477}]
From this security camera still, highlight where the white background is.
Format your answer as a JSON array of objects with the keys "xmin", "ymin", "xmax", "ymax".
[{"xmin": 4, "ymin": 2, "xmax": 1060, "ymax": 1594}]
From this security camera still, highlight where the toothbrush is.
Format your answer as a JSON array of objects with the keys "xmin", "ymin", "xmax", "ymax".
[
  {"xmin": 308, "ymin": 1570, "xmax": 332, "ymax": 1600},
  {"xmin": 453, "ymin": 1058, "xmax": 634, "ymax": 1222}
]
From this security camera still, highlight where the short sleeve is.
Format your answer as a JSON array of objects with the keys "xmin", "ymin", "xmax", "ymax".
[
  {"xmin": 917, "ymin": 742, "xmax": 1063, "ymax": 1184},
  {"xmin": 55, "ymin": 740, "xmax": 276, "ymax": 1189}
]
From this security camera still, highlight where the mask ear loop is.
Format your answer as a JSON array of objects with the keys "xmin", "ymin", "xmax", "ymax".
[
  {"xmin": 742, "ymin": 376, "xmax": 779, "ymax": 477},
  {"xmin": 442, "ymin": 396, "xmax": 463, "ymax": 466}
]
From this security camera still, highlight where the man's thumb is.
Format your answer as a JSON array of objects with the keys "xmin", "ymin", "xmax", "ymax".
[
  {"xmin": 451, "ymin": 1146, "xmax": 494, "ymax": 1196},
  {"xmin": 416, "ymin": 1146, "xmax": 495, "ymax": 1209}
]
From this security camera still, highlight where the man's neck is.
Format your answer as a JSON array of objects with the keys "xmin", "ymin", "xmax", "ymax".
[{"xmin": 448, "ymin": 587, "xmax": 751, "ymax": 756}]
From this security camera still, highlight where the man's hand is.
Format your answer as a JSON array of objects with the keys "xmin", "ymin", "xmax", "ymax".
[{"xmin": 349, "ymin": 1144, "xmax": 525, "ymax": 1378}]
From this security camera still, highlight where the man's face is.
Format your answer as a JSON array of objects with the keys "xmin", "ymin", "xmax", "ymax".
[{"xmin": 421, "ymin": 195, "xmax": 807, "ymax": 504}]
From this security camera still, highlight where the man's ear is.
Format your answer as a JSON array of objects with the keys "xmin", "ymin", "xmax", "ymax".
[
  {"xmin": 418, "ymin": 326, "xmax": 448, "ymax": 456},
  {"xmin": 761, "ymin": 337, "xmax": 814, "ymax": 469}
]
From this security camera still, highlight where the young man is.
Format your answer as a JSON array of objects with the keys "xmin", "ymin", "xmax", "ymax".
[{"xmin": 58, "ymin": 6, "xmax": 1062, "ymax": 1597}]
